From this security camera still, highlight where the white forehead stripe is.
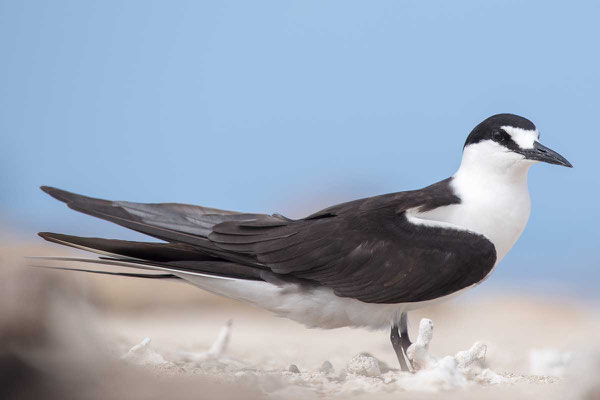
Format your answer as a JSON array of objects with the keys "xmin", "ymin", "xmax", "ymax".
[{"xmin": 501, "ymin": 126, "xmax": 539, "ymax": 149}]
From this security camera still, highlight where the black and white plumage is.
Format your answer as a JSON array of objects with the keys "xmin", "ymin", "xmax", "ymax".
[{"xmin": 34, "ymin": 113, "xmax": 572, "ymax": 371}]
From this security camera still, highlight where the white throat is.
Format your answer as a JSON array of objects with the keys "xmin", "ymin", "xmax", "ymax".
[{"xmin": 411, "ymin": 141, "xmax": 534, "ymax": 264}]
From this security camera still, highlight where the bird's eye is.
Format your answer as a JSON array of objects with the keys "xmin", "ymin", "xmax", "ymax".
[{"xmin": 492, "ymin": 131, "xmax": 503, "ymax": 141}]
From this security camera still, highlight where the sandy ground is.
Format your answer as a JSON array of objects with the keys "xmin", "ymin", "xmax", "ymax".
[{"xmin": 1, "ymin": 240, "xmax": 600, "ymax": 399}]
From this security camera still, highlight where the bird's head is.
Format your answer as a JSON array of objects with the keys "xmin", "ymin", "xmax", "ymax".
[{"xmin": 462, "ymin": 114, "xmax": 572, "ymax": 174}]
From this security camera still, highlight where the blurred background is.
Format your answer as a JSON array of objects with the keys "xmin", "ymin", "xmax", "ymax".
[
  {"xmin": 1, "ymin": 1, "xmax": 599, "ymax": 399},
  {"xmin": 1, "ymin": 0, "xmax": 598, "ymax": 296}
]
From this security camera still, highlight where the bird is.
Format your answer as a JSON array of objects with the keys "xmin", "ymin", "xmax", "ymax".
[{"xmin": 33, "ymin": 113, "xmax": 572, "ymax": 371}]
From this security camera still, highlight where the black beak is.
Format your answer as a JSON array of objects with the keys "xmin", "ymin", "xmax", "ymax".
[{"xmin": 522, "ymin": 141, "xmax": 573, "ymax": 168}]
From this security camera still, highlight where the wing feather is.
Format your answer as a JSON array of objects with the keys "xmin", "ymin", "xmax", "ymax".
[
  {"xmin": 206, "ymin": 180, "xmax": 496, "ymax": 303},
  {"xmin": 40, "ymin": 178, "xmax": 496, "ymax": 304}
]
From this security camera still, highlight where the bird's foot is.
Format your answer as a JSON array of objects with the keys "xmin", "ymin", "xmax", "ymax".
[{"xmin": 390, "ymin": 322, "xmax": 414, "ymax": 372}]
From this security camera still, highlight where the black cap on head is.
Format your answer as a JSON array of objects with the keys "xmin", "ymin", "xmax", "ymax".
[
  {"xmin": 463, "ymin": 113, "xmax": 572, "ymax": 167},
  {"xmin": 464, "ymin": 114, "xmax": 536, "ymax": 148}
]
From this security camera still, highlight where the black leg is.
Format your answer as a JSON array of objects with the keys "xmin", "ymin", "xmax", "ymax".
[
  {"xmin": 390, "ymin": 312, "xmax": 413, "ymax": 372},
  {"xmin": 390, "ymin": 324, "xmax": 410, "ymax": 371},
  {"xmin": 399, "ymin": 312, "xmax": 413, "ymax": 358}
]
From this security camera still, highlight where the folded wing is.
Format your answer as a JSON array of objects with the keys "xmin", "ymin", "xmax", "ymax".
[
  {"xmin": 209, "ymin": 206, "xmax": 497, "ymax": 303},
  {"xmin": 38, "ymin": 182, "xmax": 496, "ymax": 304}
]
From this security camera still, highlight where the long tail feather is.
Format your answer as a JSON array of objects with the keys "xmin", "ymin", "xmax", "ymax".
[
  {"xmin": 37, "ymin": 232, "xmax": 268, "ymax": 279},
  {"xmin": 29, "ymin": 264, "xmax": 179, "ymax": 280},
  {"xmin": 28, "ymin": 256, "xmax": 256, "ymax": 282},
  {"xmin": 40, "ymin": 186, "xmax": 270, "ymax": 267},
  {"xmin": 38, "ymin": 232, "xmax": 218, "ymax": 262}
]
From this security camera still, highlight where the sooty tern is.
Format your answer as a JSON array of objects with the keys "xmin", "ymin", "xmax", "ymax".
[{"xmin": 33, "ymin": 113, "xmax": 572, "ymax": 371}]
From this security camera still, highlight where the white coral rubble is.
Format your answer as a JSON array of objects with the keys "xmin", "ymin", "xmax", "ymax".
[
  {"xmin": 404, "ymin": 318, "xmax": 506, "ymax": 387},
  {"xmin": 346, "ymin": 354, "xmax": 381, "ymax": 377},
  {"xmin": 121, "ymin": 337, "xmax": 171, "ymax": 366},
  {"xmin": 118, "ymin": 317, "xmax": 521, "ymax": 394},
  {"xmin": 178, "ymin": 319, "xmax": 233, "ymax": 363}
]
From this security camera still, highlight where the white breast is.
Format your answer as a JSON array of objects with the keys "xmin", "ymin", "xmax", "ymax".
[{"xmin": 410, "ymin": 141, "xmax": 534, "ymax": 264}]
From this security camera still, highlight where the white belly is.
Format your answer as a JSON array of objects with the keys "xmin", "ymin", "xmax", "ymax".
[
  {"xmin": 180, "ymin": 273, "xmax": 475, "ymax": 330},
  {"xmin": 180, "ymin": 274, "xmax": 400, "ymax": 329}
]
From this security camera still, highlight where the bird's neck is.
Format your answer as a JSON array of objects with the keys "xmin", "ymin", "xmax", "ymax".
[
  {"xmin": 455, "ymin": 143, "xmax": 533, "ymax": 187},
  {"xmin": 454, "ymin": 161, "xmax": 531, "ymax": 194},
  {"xmin": 412, "ymin": 145, "xmax": 533, "ymax": 265},
  {"xmin": 447, "ymin": 151, "xmax": 533, "ymax": 263}
]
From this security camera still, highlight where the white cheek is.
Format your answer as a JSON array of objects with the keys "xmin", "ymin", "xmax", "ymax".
[
  {"xmin": 462, "ymin": 140, "xmax": 524, "ymax": 168},
  {"xmin": 501, "ymin": 126, "xmax": 539, "ymax": 149}
]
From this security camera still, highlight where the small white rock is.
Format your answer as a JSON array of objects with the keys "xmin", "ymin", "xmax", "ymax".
[
  {"xmin": 347, "ymin": 354, "xmax": 381, "ymax": 377},
  {"xmin": 455, "ymin": 342, "xmax": 487, "ymax": 369}
]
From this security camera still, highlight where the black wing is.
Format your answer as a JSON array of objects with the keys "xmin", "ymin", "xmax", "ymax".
[
  {"xmin": 39, "ymin": 180, "xmax": 496, "ymax": 304},
  {"xmin": 209, "ymin": 179, "xmax": 496, "ymax": 303}
]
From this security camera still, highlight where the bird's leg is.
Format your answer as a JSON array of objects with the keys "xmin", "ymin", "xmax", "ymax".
[
  {"xmin": 390, "ymin": 313, "xmax": 414, "ymax": 372},
  {"xmin": 390, "ymin": 324, "xmax": 410, "ymax": 371},
  {"xmin": 399, "ymin": 312, "xmax": 413, "ymax": 362}
]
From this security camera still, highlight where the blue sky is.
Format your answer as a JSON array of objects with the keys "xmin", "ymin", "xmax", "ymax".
[{"xmin": 1, "ymin": 1, "xmax": 598, "ymax": 295}]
